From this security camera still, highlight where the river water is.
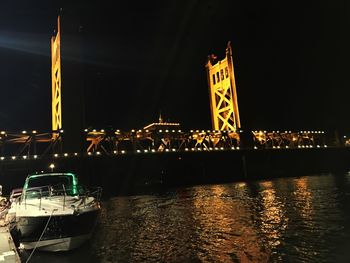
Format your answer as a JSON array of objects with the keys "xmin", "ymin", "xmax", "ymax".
[{"xmin": 22, "ymin": 172, "xmax": 350, "ymax": 262}]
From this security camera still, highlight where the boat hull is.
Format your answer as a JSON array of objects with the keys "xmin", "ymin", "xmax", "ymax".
[{"xmin": 15, "ymin": 209, "xmax": 100, "ymax": 251}]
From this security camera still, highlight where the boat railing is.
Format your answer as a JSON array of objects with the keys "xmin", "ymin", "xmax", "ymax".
[{"xmin": 17, "ymin": 185, "xmax": 102, "ymax": 210}]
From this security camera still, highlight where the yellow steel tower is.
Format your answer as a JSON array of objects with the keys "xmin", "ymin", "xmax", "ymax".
[
  {"xmin": 51, "ymin": 16, "xmax": 62, "ymax": 134},
  {"xmin": 206, "ymin": 42, "xmax": 241, "ymax": 131}
]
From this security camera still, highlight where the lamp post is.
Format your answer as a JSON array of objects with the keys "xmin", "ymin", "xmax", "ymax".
[{"xmin": 49, "ymin": 163, "xmax": 55, "ymax": 172}]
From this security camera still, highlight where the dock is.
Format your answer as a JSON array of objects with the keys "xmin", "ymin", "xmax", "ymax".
[{"xmin": 0, "ymin": 227, "xmax": 20, "ymax": 262}]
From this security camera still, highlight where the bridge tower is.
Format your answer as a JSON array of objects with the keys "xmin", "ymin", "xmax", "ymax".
[
  {"xmin": 51, "ymin": 16, "xmax": 62, "ymax": 134},
  {"xmin": 206, "ymin": 42, "xmax": 241, "ymax": 131},
  {"xmin": 50, "ymin": 15, "xmax": 85, "ymax": 153}
]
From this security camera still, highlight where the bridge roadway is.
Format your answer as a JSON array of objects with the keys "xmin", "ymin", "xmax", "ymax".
[{"xmin": 0, "ymin": 128, "xmax": 331, "ymax": 159}]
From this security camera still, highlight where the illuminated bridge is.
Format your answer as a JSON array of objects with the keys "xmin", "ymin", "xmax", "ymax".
[{"xmin": 0, "ymin": 17, "xmax": 348, "ymax": 195}]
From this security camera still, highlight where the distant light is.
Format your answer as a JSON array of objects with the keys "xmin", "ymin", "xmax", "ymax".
[{"xmin": 59, "ymin": 129, "xmax": 64, "ymax": 133}]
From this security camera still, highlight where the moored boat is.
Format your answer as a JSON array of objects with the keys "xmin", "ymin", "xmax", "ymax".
[{"xmin": 8, "ymin": 172, "xmax": 102, "ymax": 252}]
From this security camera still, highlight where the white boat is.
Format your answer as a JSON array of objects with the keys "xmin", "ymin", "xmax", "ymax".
[{"xmin": 8, "ymin": 172, "xmax": 102, "ymax": 252}]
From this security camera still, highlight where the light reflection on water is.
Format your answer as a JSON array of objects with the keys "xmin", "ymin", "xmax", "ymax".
[{"xmin": 24, "ymin": 173, "xmax": 350, "ymax": 262}]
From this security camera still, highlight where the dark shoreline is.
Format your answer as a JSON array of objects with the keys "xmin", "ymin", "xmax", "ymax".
[{"xmin": 1, "ymin": 147, "xmax": 349, "ymax": 197}]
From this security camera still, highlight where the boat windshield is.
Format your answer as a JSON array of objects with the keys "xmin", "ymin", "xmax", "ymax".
[{"xmin": 25, "ymin": 173, "xmax": 78, "ymax": 196}]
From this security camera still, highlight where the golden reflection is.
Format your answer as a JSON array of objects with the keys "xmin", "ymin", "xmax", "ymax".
[
  {"xmin": 258, "ymin": 181, "xmax": 288, "ymax": 248},
  {"xmin": 293, "ymin": 177, "xmax": 313, "ymax": 222},
  {"xmin": 192, "ymin": 184, "xmax": 270, "ymax": 262}
]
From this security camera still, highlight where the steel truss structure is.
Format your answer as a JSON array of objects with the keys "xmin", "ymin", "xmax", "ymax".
[{"xmin": 0, "ymin": 129, "xmax": 330, "ymax": 160}]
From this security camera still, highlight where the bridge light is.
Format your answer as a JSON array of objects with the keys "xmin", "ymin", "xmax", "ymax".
[
  {"xmin": 159, "ymin": 130, "xmax": 163, "ymax": 133},
  {"xmin": 121, "ymin": 150, "xmax": 126, "ymax": 154},
  {"xmin": 165, "ymin": 130, "xmax": 169, "ymax": 133},
  {"xmin": 34, "ymin": 155, "xmax": 38, "ymax": 159},
  {"xmin": 185, "ymin": 148, "xmax": 189, "ymax": 151},
  {"xmin": 172, "ymin": 148, "xmax": 176, "ymax": 152},
  {"xmin": 178, "ymin": 130, "xmax": 182, "ymax": 133},
  {"xmin": 88, "ymin": 152, "xmax": 92, "ymax": 155},
  {"xmin": 151, "ymin": 149, "xmax": 156, "ymax": 153},
  {"xmin": 165, "ymin": 149, "xmax": 170, "ymax": 152},
  {"xmin": 144, "ymin": 150, "xmax": 148, "ymax": 153},
  {"xmin": 324, "ymin": 145, "xmax": 327, "ymax": 147},
  {"xmin": 0, "ymin": 157, "xmax": 4, "ymax": 160},
  {"xmin": 0, "ymin": 131, "xmax": 5, "ymax": 135},
  {"xmin": 54, "ymin": 154, "xmax": 58, "ymax": 157},
  {"xmin": 254, "ymin": 146, "xmax": 257, "ymax": 149},
  {"xmin": 100, "ymin": 129, "xmax": 105, "ymax": 132},
  {"xmin": 59, "ymin": 129, "xmax": 64, "ymax": 133},
  {"xmin": 93, "ymin": 129, "xmax": 96, "ymax": 132},
  {"xmin": 231, "ymin": 146, "xmax": 235, "ymax": 150},
  {"xmin": 236, "ymin": 146, "xmax": 240, "ymax": 150},
  {"xmin": 64, "ymin": 153, "xmax": 68, "ymax": 157},
  {"xmin": 22, "ymin": 156, "xmax": 27, "ymax": 159},
  {"xmin": 113, "ymin": 150, "xmax": 117, "ymax": 154},
  {"xmin": 286, "ymin": 146, "xmax": 289, "ymax": 148},
  {"xmin": 11, "ymin": 156, "xmax": 16, "ymax": 160},
  {"xmin": 22, "ymin": 130, "xmax": 27, "ymax": 134},
  {"xmin": 32, "ymin": 130, "xmax": 37, "ymax": 134},
  {"xmin": 136, "ymin": 150, "xmax": 141, "ymax": 153},
  {"xmin": 84, "ymin": 129, "xmax": 88, "ymax": 132},
  {"xmin": 74, "ymin": 153, "xmax": 78, "ymax": 156}
]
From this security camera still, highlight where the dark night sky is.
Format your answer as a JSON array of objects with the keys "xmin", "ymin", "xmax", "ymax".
[{"xmin": 0, "ymin": 1, "xmax": 349, "ymax": 132}]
